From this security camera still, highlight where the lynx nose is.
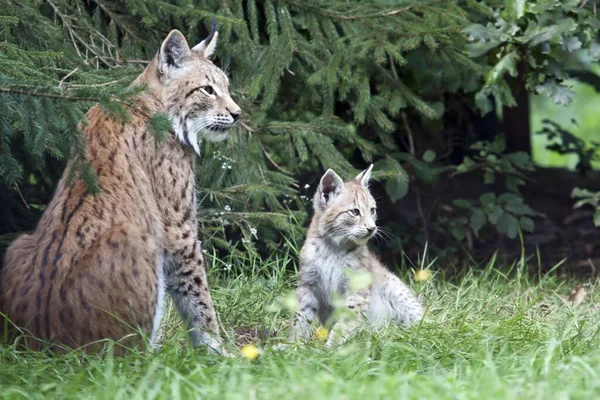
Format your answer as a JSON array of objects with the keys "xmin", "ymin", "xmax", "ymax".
[{"xmin": 230, "ymin": 109, "xmax": 241, "ymax": 122}]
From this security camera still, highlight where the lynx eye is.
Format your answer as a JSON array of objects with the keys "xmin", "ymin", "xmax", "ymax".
[
  {"xmin": 349, "ymin": 208, "xmax": 360, "ymax": 216},
  {"xmin": 201, "ymin": 85, "xmax": 215, "ymax": 95}
]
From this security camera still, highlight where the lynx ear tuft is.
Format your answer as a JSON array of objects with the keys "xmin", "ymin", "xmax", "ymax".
[
  {"xmin": 355, "ymin": 164, "xmax": 373, "ymax": 187},
  {"xmin": 192, "ymin": 19, "xmax": 218, "ymax": 59}
]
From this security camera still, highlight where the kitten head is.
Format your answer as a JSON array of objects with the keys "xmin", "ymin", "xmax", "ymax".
[{"xmin": 312, "ymin": 165, "xmax": 377, "ymax": 248}]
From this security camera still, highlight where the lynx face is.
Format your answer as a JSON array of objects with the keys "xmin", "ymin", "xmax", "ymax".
[
  {"xmin": 313, "ymin": 165, "xmax": 377, "ymax": 248},
  {"xmin": 158, "ymin": 26, "xmax": 241, "ymax": 155}
]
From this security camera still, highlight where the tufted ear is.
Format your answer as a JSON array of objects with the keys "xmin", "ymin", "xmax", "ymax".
[
  {"xmin": 192, "ymin": 20, "xmax": 218, "ymax": 59},
  {"xmin": 315, "ymin": 169, "xmax": 344, "ymax": 212},
  {"xmin": 159, "ymin": 29, "xmax": 191, "ymax": 75},
  {"xmin": 355, "ymin": 164, "xmax": 373, "ymax": 187}
]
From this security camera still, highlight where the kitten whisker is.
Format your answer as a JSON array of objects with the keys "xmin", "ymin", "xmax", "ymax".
[{"xmin": 373, "ymin": 232, "xmax": 389, "ymax": 244}]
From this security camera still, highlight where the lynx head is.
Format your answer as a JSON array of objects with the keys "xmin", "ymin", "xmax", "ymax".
[
  {"xmin": 313, "ymin": 165, "xmax": 377, "ymax": 248},
  {"xmin": 153, "ymin": 23, "xmax": 241, "ymax": 155}
]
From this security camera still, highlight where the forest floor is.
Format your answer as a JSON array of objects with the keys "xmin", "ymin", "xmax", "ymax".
[{"xmin": 1, "ymin": 249, "xmax": 600, "ymax": 399}]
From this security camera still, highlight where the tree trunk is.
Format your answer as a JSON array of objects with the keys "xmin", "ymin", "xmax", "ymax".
[{"xmin": 502, "ymin": 61, "xmax": 531, "ymax": 154}]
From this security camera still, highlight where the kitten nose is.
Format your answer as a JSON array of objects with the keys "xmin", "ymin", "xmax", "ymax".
[
  {"xmin": 367, "ymin": 227, "xmax": 376, "ymax": 234},
  {"xmin": 230, "ymin": 109, "xmax": 241, "ymax": 122}
]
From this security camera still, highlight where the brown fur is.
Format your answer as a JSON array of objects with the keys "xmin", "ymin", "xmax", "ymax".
[{"xmin": 0, "ymin": 29, "xmax": 240, "ymax": 353}]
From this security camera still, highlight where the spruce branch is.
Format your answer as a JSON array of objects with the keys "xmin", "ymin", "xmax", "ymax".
[
  {"xmin": 284, "ymin": 1, "xmax": 413, "ymax": 20},
  {"xmin": 259, "ymin": 141, "xmax": 294, "ymax": 177},
  {"xmin": 0, "ymin": 87, "xmax": 131, "ymax": 107},
  {"xmin": 58, "ymin": 67, "xmax": 79, "ymax": 88},
  {"xmin": 46, "ymin": 0, "xmax": 119, "ymax": 68}
]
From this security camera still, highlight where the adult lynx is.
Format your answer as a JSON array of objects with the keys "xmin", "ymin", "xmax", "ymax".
[
  {"xmin": 290, "ymin": 166, "xmax": 423, "ymax": 346},
  {"xmin": 0, "ymin": 25, "xmax": 240, "ymax": 354}
]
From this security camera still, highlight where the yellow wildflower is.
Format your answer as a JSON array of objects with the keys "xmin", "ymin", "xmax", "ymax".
[
  {"xmin": 241, "ymin": 344, "xmax": 261, "ymax": 360},
  {"xmin": 315, "ymin": 327, "xmax": 329, "ymax": 341},
  {"xmin": 414, "ymin": 269, "xmax": 433, "ymax": 282}
]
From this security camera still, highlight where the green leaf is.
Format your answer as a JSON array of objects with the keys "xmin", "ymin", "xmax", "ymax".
[
  {"xmin": 505, "ymin": 152, "xmax": 531, "ymax": 169},
  {"xmin": 590, "ymin": 42, "xmax": 600, "ymax": 60},
  {"xmin": 484, "ymin": 169, "xmax": 495, "ymax": 184},
  {"xmin": 506, "ymin": 197, "xmax": 536, "ymax": 216},
  {"xmin": 496, "ymin": 212, "xmax": 519, "ymax": 239},
  {"xmin": 471, "ymin": 209, "xmax": 487, "ymax": 233},
  {"xmin": 508, "ymin": 0, "xmax": 526, "ymax": 20},
  {"xmin": 488, "ymin": 207, "xmax": 504, "ymax": 224},
  {"xmin": 475, "ymin": 90, "xmax": 494, "ymax": 115},
  {"xmin": 395, "ymin": 153, "xmax": 442, "ymax": 185},
  {"xmin": 572, "ymin": 187, "xmax": 595, "ymax": 198},
  {"xmin": 453, "ymin": 199, "xmax": 471, "ymax": 209},
  {"xmin": 535, "ymin": 80, "xmax": 575, "ymax": 106},
  {"xmin": 455, "ymin": 157, "xmax": 476, "ymax": 174},
  {"xmin": 450, "ymin": 225, "xmax": 466, "ymax": 241},
  {"xmin": 521, "ymin": 19, "xmax": 577, "ymax": 46},
  {"xmin": 498, "ymin": 193, "xmax": 519, "ymax": 203},
  {"xmin": 385, "ymin": 171, "xmax": 409, "ymax": 203},
  {"xmin": 430, "ymin": 102, "xmax": 445, "ymax": 119},
  {"xmin": 463, "ymin": 23, "xmax": 507, "ymax": 42},
  {"xmin": 422, "ymin": 150, "xmax": 436, "ymax": 163},
  {"xmin": 480, "ymin": 192, "xmax": 497, "ymax": 208},
  {"xmin": 573, "ymin": 199, "xmax": 591, "ymax": 209},
  {"xmin": 506, "ymin": 176, "xmax": 525, "ymax": 192},
  {"xmin": 486, "ymin": 51, "xmax": 519, "ymax": 86},
  {"xmin": 563, "ymin": 36, "xmax": 582, "ymax": 52},
  {"xmin": 519, "ymin": 216, "xmax": 535, "ymax": 233}
]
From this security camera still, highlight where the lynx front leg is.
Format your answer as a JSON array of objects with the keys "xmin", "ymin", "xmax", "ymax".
[
  {"xmin": 326, "ymin": 291, "xmax": 369, "ymax": 348},
  {"xmin": 161, "ymin": 205, "xmax": 227, "ymax": 354},
  {"xmin": 289, "ymin": 285, "xmax": 327, "ymax": 342},
  {"xmin": 156, "ymin": 155, "xmax": 229, "ymax": 355},
  {"xmin": 165, "ymin": 245, "xmax": 225, "ymax": 353},
  {"xmin": 381, "ymin": 275, "xmax": 424, "ymax": 327}
]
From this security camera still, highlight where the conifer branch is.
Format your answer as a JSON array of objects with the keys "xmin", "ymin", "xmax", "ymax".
[
  {"xmin": 46, "ymin": 0, "xmax": 118, "ymax": 68},
  {"xmin": 58, "ymin": 68, "xmax": 80, "ymax": 88},
  {"xmin": 259, "ymin": 141, "xmax": 293, "ymax": 177},
  {"xmin": 0, "ymin": 87, "xmax": 130, "ymax": 106},
  {"xmin": 0, "ymin": 0, "xmax": 489, "ymax": 253},
  {"xmin": 284, "ymin": 1, "xmax": 412, "ymax": 20}
]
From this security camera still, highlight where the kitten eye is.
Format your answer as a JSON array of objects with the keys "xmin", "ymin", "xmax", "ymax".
[
  {"xmin": 201, "ymin": 85, "xmax": 215, "ymax": 95},
  {"xmin": 370, "ymin": 207, "xmax": 376, "ymax": 215},
  {"xmin": 349, "ymin": 208, "xmax": 360, "ymax": 216}
]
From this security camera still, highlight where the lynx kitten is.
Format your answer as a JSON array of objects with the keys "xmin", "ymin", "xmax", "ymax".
[{"xmin": 290, "ymin": 165, "xmax": 424, "ymax": 346}]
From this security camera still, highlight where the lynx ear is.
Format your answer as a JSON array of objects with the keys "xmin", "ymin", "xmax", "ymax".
[
  {"xmin": 192, "ymin": 20, "xmax": 218, "ymax": 59},
  {"xmin": 355, "ymin": 164, "xmax": 373, "ymax": 187},
  {"xmin": 315, "ymin": 169, "xmax": 344, "ymax": 211},
  {"xmin": 159, "ymin": 30, "xmax": 191, "ymax": 75}
]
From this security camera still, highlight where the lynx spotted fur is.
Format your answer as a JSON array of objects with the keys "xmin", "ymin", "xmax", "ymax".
[{"xmin": 0, "ymin": 26, "xmax": 240, "ymax": 354}]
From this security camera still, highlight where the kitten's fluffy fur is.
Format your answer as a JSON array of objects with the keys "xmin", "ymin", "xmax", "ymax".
[{"xmin": 290, "ymin": 165, "xmax": 423, "ymax": 346}]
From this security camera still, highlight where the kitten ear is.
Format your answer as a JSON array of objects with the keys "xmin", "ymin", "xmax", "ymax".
[
  {"xmin": 315, "ymin": 169, "xmax": 344, "ymax": 211},
  {"xmin": 192, "ymin": 19, "xmax": 218, "ymax": 59},
  {"xmin": 355, "ymin": 164, "xmax": 373, "ymax": 187},
  {"xmin": 159, "ymin": 30, "xmax": 191, "ymax": 75}
]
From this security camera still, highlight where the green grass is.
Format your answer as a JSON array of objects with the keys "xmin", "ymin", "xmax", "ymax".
[{"xmin": 1, "ymin": 249, "xmax": 600, "ymax": 400}]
